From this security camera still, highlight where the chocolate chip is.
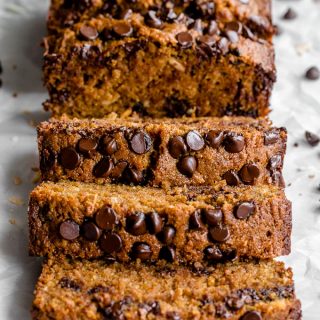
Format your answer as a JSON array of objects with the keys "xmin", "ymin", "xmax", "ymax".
[
  {"xmin": 223, "ymin": 133, "xmax": 245, "ymax": 153},
  {"xmin": 176, "ymin": 32, "xmax": 193, "ymax": 48},
  {"xmin": 79, "ymin": 25, "xmax": 98, "ymax": 40},
  {"xmin": 186, "ymin": 130, "xmax": 205, "ymax": 151},
  {"xmin": 226, "ymin": 21, "xmax": 242, "ymax": 34},
  {"xmin": 131, "ymin": 242, "xmax": 152, "ymax": 260},
  {"xmin": 226, "ymin": 295, "xmax": 245, "ymax": 310},
  {"xmin": 242, "ymin": 25, "xmax": 256, "ymax": 40},
  {"xmin": 110, "ymin": 161, "xmax": 128, "ymax": 179},
  {"xmin": 60, "ymin": 147, "xmax": 80, "ymax": 169},
  {"xmin": 271, "ymin": 170, "xmax": 285, "ymax": 188},
  {"xmin": 305, "ymin": 131, "xmax": 320, "ymax": 146},
  {"xmin": 83, "ymin": 222, "xmax": 102, "ymax": 241},
  {"xmin": 166, "ymin": 312, "xmax": 181, "ymax": 320},
  {"xmin": 123, "ymin": 167, "xmax": 144, "ymax": 184},
  {"xmin": 226, "ymin": 30, "xmax": 239, "ymax": 43},
  {"xmin": 193, "ymin": 19, "xmax": 203, "ymax": 33},
  {"xmin": 168, "ymin": 136, "xmax": 188, "ymax": 159},
  {"xmin": 147, "ymin": 212, "xmax": 163, "ymax": 234},
  {"xmin": 60, "ymin": 220, "xmax": 80, "ymax": 240},
  {"xmin": 129, "ymin": 131, "xmax": 152, "ymax": 154},
  {"xmin": 235, "ymin": 202, "xmax": 255, "ymax": 219},
  {"xmin": 166, "ymin": 8, "xmax": 177, "ymax": 22},
  {"xmin": 95, "ymin": 206, "xmax": 118, "ymax": 230},
  {"xmin": 268, "ymin": 154, "xmax": 282, "ymax": 170},
  {"xmin": 305, "ymin": 67, "xmax": 320, "ymax": 80},
  {"xmin": 113, "ymin": 22, "xmax": 133, "ymax": 37},
  {"xmin": 218, "ymin": 37, "xmax": 229, "ymax": 54},
  {"xmin": 101, "ymin": 28, "xmax": 113, "ymax": 41},
  {"xmin": 157, "ymin": 226, "xmax": 176, "ymax": 245},
  {"xmin": 126, "ymin": 213, "xmax": 147, "ymax": 236},
  {"xmin": 239, "ymin": 163, "xmax": 260, "ymax": 184},
  {"xmin": 177, "ymin": 156, "xmax": 197, "ymax": 177},
  {"xmin": 202, "ymin": 208, "xmax": 222, "ymax": 226},
  {"xmin": 207, "ymin": 20, "xmax": 218, "ymax": 35},
  {"xmin": 197, "ymin": 35, "xmax": 216, "ymax": 47},
  {"xmin": 100, "ymin": 233, "xmax": 123, "ymax": 254},
  {"xmin": 264, "ymin": 130, "xmax": 279, "ymax": 145},
  {"xmin": 209, "ymin": 226, "xmax": 230, "ymax": 242},
  {"xmin": 121, "ymin": 9, "xmax": 133, "ymax": 20},
  {"xmin": 206, "ymin": 131, "xmax": 224, "ymax": 148},
  {"xmin": 145, "ymin": 10, "xmax": 163, "ymax": 29},
  {"xmin": 40, "ymin": 148, "xmax": 55, "ymax": 171},
  {"xmin": 204, "ymin": 246, "xmax": 223, "ymax": 261},
  {"xmin": 223, "ymin": 170, "xmax": 241, "ymax": 186},
  {"xmin": 241, "ymin": 311, "xmax": 262, "ymax": 320},
  {"xmin": 78, "ymin": 138, "xmax": 97, "ymax": 154},
  {"xmin": 93, "ymin": 157, "xmax": 114, "ymax": 178},
  {"xmin": 159, "ymin": 246, "xmax": 175, "ymax": 262},
  {"xmin": 102, "ymin": 136, "xmax": 118, "ymax": 155},
  {"xmin": 282, "ymin": 8, "xmax": 297, "ymax": 20},
  {"xmin": 189, "ymin": 209, "xmax": 205, "ymax": 229}
]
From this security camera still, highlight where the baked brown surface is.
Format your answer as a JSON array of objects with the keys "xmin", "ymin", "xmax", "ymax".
[
  {"xmin": 31, "ymin": 258, "xmax": 301, "ymax": 320},
  {"xmin": 43, "ymin": 1, "xmax": 275, "ymax": 119},
  {"xmin": 28, "ymin": 181, "xmax": 291, "ymax": 262},
  {"xmin": 38, "ymin": 117, "xmax": 286, "ymax": 189}
]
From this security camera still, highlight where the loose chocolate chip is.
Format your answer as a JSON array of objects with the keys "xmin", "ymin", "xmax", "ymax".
[
  {"xmin": 157, "ymin": 226, "xmax": 176, "ymax": 245},
  {"xmin": 102, "ymin": 136, "xmax": 118, "ymax": 155},
  {"xmin": 78, "ymin": 138, "xmax": 98, "ymax": 154},
  {"xmin": 218, "ymin": 37, "xmax": 229, "ymax": 54},
  {"xmin": 110, "ymin": 161, "xmax": 128, "ymax": 179},
  {"xmin": 93, "ymin": 157, "xmax": 114, "ymax": 178},
  {"xmin": 147, "ymin": 212, "xmax": 163, "ymax": 234},
  {"xmin": 79, "ymin": 25, "xmax": 99, "ymax": 40},
  {"xmin": 176, "ymin": 32, "xmax": 193, "ymax": 48},
  {"xmin": 189, "ymin": 209, "xmax": 205, "ymax": 229},
  {"xmin": 268, "ymin": 154, "xmax": 282, "ymax": 170},
  {"xmin": 126, "ymin": 213, "xmax": 147, "ymax": 236},
  {"xmin": 305, "ymin": 66, "xmax": 320, "ymax": 80},
  {"xmin": 186, "ymin": 130, "xmax": 205, "ymax": 151},
  {"xmin": 130, "ymin": 131, "xmax": 152, "ymax": 154},
  {"xmin": 226, "ymin": 21, "xmax": 242, "ymax": 34},
  {"xmin": 305, "ymin": 131, "xmax": 320, "ymax": 146},
  {"xmin": 60, "ymin": 147, "xmax": 80, "ymax": 170},
  {"xmin": 131, "ymin": 242, "xmax": 152, "ymax": 260},
  {"xmin": 177, "ymin": 156, "xmax": 197, "ymax": 177},
  {"xmin": 223, "ymin": 170, "xmax": 241, "ymax": 186},
  {"xmin": 95, "ymin": 206, "xmax": 118, "ymax": 230},
  {"xmin": 282, "ymin": 8, "xmax": 297, "ymax": 20},
  {"xmin": 123, "ymin": 167, "xmax": 144, "ymax": 184},
  {"xmin": 226, "ymin": 30, "xmax": 239, "ymax": 43},
  {"xmin": 60, "ymin": 220, "xmax": 80, "ymax": 240},
  {"xmin": 145, "ymin": 10, "xmax": 163, "ymax": 29},
  {"xmin": 204, "ymin": 246, "xmax": 223, "ymax": 261},
  {"xmin": 207, "ymin": 20, "xmax": 218, "ymax": 35},
  {"xmin": 168, "ymin": 136, "xmax": 188, "ymax": 159},
  {"xmin": 223, "ymin": 133, "xmax": 245, "ymax": 153},
  {"xmin": 235, "ymin": 202, "xmax": 255, "ymax": 219},
  {"xmin": 239, "ymin": 163, "xmax": 260, "ymax": 184},
  {"xmin": 209, "ymin": 226, "xmax": 230, "ymax": 242},
  {"xmin": 202, "ymin": 208, "xmax": 223, "ymax": 226},
  {"xmin": 113, "ymin": 22, "xmax": 133, "ymax": 37},
  {"xmin": 206, "ymin": 131, "xmax": 224, "ymax": 148},
  {"xmin": 83, "ymin": 222, "xmax": 102, "ymax": 241},
  {"xmin": 159, "ymin": 246, "xmax": 175, "ymax": 262},
  {"xmin": 100, "ymin": 233, "xmax": 123, "ymax": 253},
  {"xmin": 241, "ymin": 311, "xmax": 262, "ymax": 320},
  {"xmin": 264, "ymin": 130, "xmax": 279, "ymax": 145}
]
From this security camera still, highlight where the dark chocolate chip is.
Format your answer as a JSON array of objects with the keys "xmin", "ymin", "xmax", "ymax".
[
  {"xmin": 205, "ymin": 131, "xmax": 224, "ymax": 148},
  {"xmin": 79, "ymin": 25, "xmax": 99, "ymax": 40},
  {"xmin": 102, "ymin": 136, "xmax": 118, "ymax": 155},
  {"xmin": 93, "ymin": 157, "xmax": 114, "ymax": 178},
  {"xmin": 209, "ymin": 225, "xmax": 230, "ymax": 242},
  {"xmin": 239, "ymin": 163, "xmax": 260, "ymax": 184},
  {"xmin": 186, "ymin": 130, "xmax": 205, "ymax": 151},
  {"xmin": 223, "ymin": 133, "xmax": 245, "ymax": 153},
  {"xmin": 176, "ymin": 32, "xmax": 193, "ymax": 48},
  {"xmin": 110, "ymin": 161, "xmax": 128, "ymax": 179},
  {"xmin": 189, "ymin": 209, "xmax": 205, "ymax": 229},
  {"xmin": 197, "ymin": 35, "xmax": 216, "ymax": 46},
  {"xmin": 82, "ymin": 222, "xmax": 102, "ymax": 241},
  {"xmin": 177, "ymin": 156, "xmax": 197, "ymax": 177},
  {"xmin": 268, "ymin": 154, "xmax": 282, "ymax": 170},
  {"xmin": 100, "ymin": 232, "xmax": 123, "ymax": 254},
  {"xmin": 226, "ymin": 30, "xmax": 239, "ymax": 43},
  {"xmin": 95, "ymin": 206, "xmax": 118, "ymax": 230},
  {"xmin": 126, "ymin": 213, "xmax": 147, "ymax": 236},
  {"xmin": 121, "ymin": 9, "xmax": 133, "ymax": 20},
  {"xmin": 113, "ymin": 22, "xmax": 133, "ymax": 37},
  {"xmin": 193, "ymin": 19, "xmax": 203, "ymax": 33},
  {"xmin": 157, "ymin": 226, "xmax": 176, "ymax": 245},
  {"xmin": 78, "ymin": 138, "xmax": 98, "ymax": 154},
  {"xmin": 271, "ymin": 171, "xmax": 285, "ymax": 188},
  {"xmin": 147, "ymin": 212, "xmax": 163, "ymax": 234},
  {"xmin": 223, "ymin": 170, "xmax": 241, "ymax": 186},
  {"xmin": 145, "ymin": 10, "xmax": 163, "ymax": 29},
  {"xmin": 159, "ymin": 246, "xmax": 175, "ymax": 262},
  {"xmin": 60, "ymin": 220, "xmax": 80, "ymax": 240},
  {"xmin": 60, "ymin": 147, "xmax": 80, "ymax": 170},
  {"xmin": 207, "ymin": 20, "xmax": 218, "ymax": 35},
  {"xmin": 226, "ymin": 295, "xmax": 245, "ymax": 310},
  {"xmin": 166, "ymin": 8, "xmax": 177, "ymax": 22},
  {"xmin": 202, "ymin": 208, "xmax": 223, "ymax": 226},
  {"xmin": 264, "ymin": 130, "xmax": 279, "ymax": 145},
  {"xmin": 305, "ymin": 131, "xmax": 320, "ymax": 146},
  {"xmin": 131, "ymin": 242, "xmax": 152, "ymax": 260},
  {"xmin": 218, "ymin": 37, "xmax": 229, "ymax": 54},
  {"xmin": 59, "ymin": 277, "xmax": 82, "ymax": 291},
  {"xmin": 168, "ymin": 136, "xmax": 188, "ymax": 159},
  {"xmin": 305, "ymin": 66, "xmax": 320, "ymax": 80},
  {"xmin": 204, "ymin": 246, "xmax": 223, "ymax": 261},
  {"xmin": 40, "ymin": 148, "xmax": 56, "ymax": 171},
  {"xmin": 101, "ymin": 28, "xmax": 113, "ymax": 41},
  {"xmin": 282, "ymin": 8, "xmax": 297, "ymax": 20},
  {"xmin": 235, "ymin": 202, "xmax": 255, "ymax": 219},
  {"xmin": 242, "ymin": 25, "xmax": 256, "ymax": 40},
  {"xmin": 129, "ymin": 131, "xmax": 152, "ymax": 154},
  {"xmin": 225, "ymin": 21, "xmax": 242, "ymax": 34},
  {"xmin": 123, "ymin": 167, "xmax": 144, "ymax": 184},
  {"xmin": 241, "ymin": 311, "xmax": 262, "ymax": 320}
]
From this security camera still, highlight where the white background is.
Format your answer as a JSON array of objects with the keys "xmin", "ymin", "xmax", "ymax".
[{"xmin": 0, "ymin": 0, "xmax": 319, "ymax": 318}]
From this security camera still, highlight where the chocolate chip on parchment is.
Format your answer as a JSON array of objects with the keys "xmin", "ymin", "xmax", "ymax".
[
  {"xmin": 305, "ymin": 131, "xmax": 320, "ymax": 146},
  {"xmin": 95, "ymin": 206, "xmax": 118, "ymax": 230},
  {"xmin": 60, "ymin": 220, "xmax": 80, "ymax": 240},
  {"xmin": 100, "ymin": 232, "xmax": 123, "ymax": 253},
  {"xmin": 60, "ymin": 147, "xmax": 80, "ymax": 170},
  {"xmin": 126, "ymin": 212, "xmax": 147, "ymax": 236},
  {"xmin": 282, "ymin": 8, "xmax": 297, "ymax": 20},
  {"xmin": 235, "ymin": 202, "xmax": 255, "ymax": 219},
  {"xmin": 305, "ymin": 66, "xmax": 320, "ymax": 80},
  {"xmin": 177, "ymin": 156, "xmax": 197, "ymax": 177},
  {"xmin": 131, "ymin": 242, "xmax": 152, "ymax": 260},
  {"xmin": 168, "ymin": 136, "xmax": 188, "ymax": 159},
  {"xmin": 83, "ymin": 222, "xmax": 102, "ymax": 241}
]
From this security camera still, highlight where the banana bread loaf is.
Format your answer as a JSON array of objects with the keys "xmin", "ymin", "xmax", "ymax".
[
  {"xmin": 31, "ymin": 258, "xmax": 301, "ymax": 320},
  {"xmin": 43, "ymin": 1, "xmax": 275, "ymax": 118},
  {"xmin": 38, "ymin": 117, "xmax": 286, "ymax": 189},
  {"xmin": 28, "ymin": 181, "xmax": 291, "ymax": 262}
]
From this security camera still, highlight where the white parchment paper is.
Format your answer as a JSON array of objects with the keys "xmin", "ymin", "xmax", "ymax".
[{"xmin": 0, "ymin": 0, "xmax": 319, "ymax": 318}]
